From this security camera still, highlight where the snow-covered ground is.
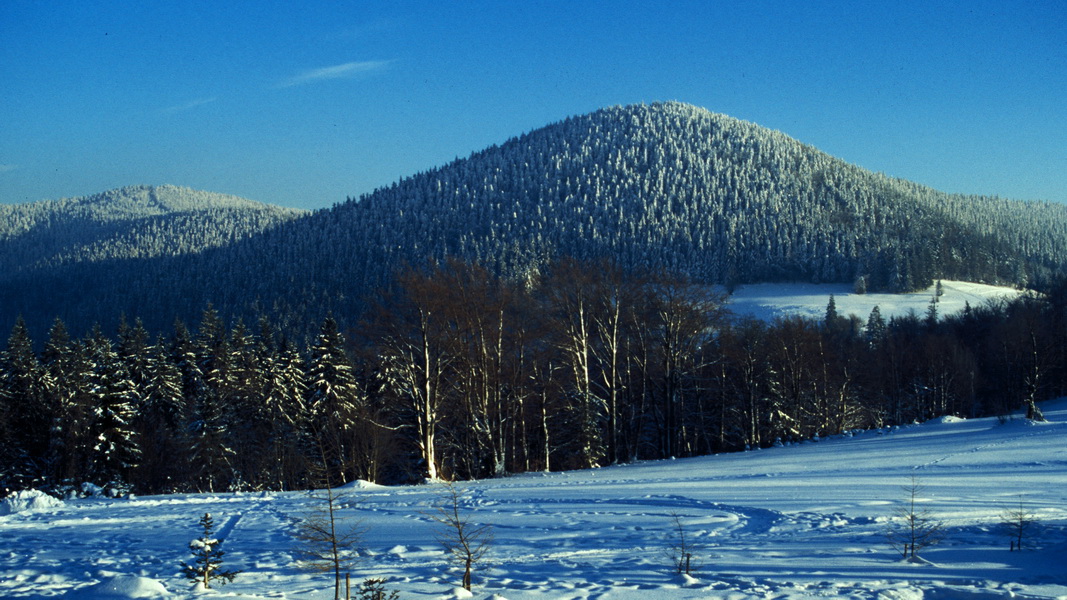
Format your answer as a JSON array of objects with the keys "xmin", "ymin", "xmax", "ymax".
[
  {"xmin": 728, "ymin": 280, "xmax": 1023, "ymax": 323},
  {"xmin": 2, "ymin": 400, "xmax": 1065, "ymax": 599}
]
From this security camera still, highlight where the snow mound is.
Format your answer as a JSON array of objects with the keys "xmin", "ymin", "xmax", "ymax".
[
  {"xmin": 67, "ymin": 575, "xmax": 170, "ymax": 598},
  {"xmin": 81, "ymin": 482, "xmax": 106, "ymax": 497},
  {"xmin": 0, "ymin": 489, "xmax": 64, "ymax": 516},
  {"xmin": 930, "ymin": 415, "xmax": 965, "ymax": 424},
  {"xmin": 337, "ymin": 479, "xmax": 385, "ymax": 490},
  {"xmin": 998, "ymin": 416, "xmax": 1057, "ymax": 429}
]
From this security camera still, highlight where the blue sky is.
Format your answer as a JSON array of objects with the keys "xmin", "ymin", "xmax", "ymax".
[{"xmin": 1, "ymin": 1, "xmax": 1064, "ymax": 210}]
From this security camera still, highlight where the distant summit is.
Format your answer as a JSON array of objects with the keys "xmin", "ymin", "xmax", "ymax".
[
  {"xmin": 0, "ymin": 185, "xmax": 306, "ymax": 335},
  {"xmin": 0, "ymin": 184, "xmax": 305, "ymax": 272},
  {"xmin": 3, "ymin": 104, "xmax": 1066, "ymax": 338},
  {"xmin": 4, "ymin": 184, "xmax": 282, "ymax": 222}
]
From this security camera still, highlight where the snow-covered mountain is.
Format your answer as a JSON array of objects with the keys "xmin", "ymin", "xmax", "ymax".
[
  {"xmin": 3, "ymin": 103, "xmax": 1065, "ymax": 338},
  {"xmin": 323, "ymin": 102, "xmax": 1067, "ymax": 292},
  {"xmin": 2, "ymin": 399, "xmax": 1063, "ymax": 599}
]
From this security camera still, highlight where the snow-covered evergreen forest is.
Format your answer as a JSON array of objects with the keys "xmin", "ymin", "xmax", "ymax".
[
  {"xmin": 3, "ymin": 257, "xmax": 1064, "ymax": 495},
  {"xmin": 3, "ymin": 103, "xmax": 1067, "ymax": 341}
]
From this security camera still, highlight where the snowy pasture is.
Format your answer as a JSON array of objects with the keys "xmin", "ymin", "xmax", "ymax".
[
  {"xmin": 2, "ymin": 400, "xmax": 1065, "ymax": 599},
  {"xmin": 727, "ymin": 280, "xmax": 1022, "ymax": 323}
]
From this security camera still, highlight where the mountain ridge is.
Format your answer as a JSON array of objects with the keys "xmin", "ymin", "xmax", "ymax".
[{"xmin": 0, "ymin": 184, "xmax": 307, "ymax": 270}]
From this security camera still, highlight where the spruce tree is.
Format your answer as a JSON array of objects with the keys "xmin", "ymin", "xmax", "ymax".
[
  {"xmin": 825, "ymin": 294, "xmax": 839, "ymax": 329},
  {"xmin": 85, "ymin": 326, "xmax": 141, "ymax": 491},
  {"xmin": 136, "ymin": 339, "xmax": 188, "ymax": 493},
  {"xmin": 305, "ymin": 316, "xmax": 361, "ymax": 481},
  {"xmin": 865, "ymin": 306, "xmax": 887, "ymax": 347},
  {"xmin": 262, "ymin": 342, "xmax": 308, "ymax": 490},
  {"xmin": 0, "ymin": 318, "xmax": 49, "ymax": 488},
  {"xmin": 41, "ymin": 318, "xmax": 74, "ymax": 485},
  {"xmin": 181, "ymin": 512, "xmax": 241, "ymax": 588},
  {"xmin": 188, "ymin": 309, "xmax": 237, "ymax": 492}
]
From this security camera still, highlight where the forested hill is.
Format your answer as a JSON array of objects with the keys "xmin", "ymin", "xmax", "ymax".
[
  {"xmin": 0, "ymin": 184, "xmax": 306, "ymax": 273},
  {"xmin": 3, "ymin": 103, "xmax": 1067, "ymax": 339},
  {"xmin": 331, "ymin": 101, "xmax": 1067, "ymax": 292},
  {"xmin": 0, "ymin": 185, "xmax": 307, "ymax": 335},
  {"xmin": 221, "ymin": 101, "xmax": 1066, "ymax": 335}
]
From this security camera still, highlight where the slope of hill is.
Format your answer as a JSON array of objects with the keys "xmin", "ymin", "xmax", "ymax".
[
  {"xmin": 2, "ymin": 400, "xmax": 1064, "ymax": 599},
  {"xmin": 3, "ymin": 103, "xmax": 1066, "ymax": 338}
]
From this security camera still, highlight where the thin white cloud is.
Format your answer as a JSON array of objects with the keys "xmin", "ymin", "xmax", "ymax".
[
  {"xmin": 160, "ymin": 97, "xmax": 217, "ymax": 115},
  {"xmin": 0, "ymin": 164, "xmax": 18, "ymax": 174},
  {"xmin": 279, "ymin": 60, "xmax": 391, "ymax": 88}
]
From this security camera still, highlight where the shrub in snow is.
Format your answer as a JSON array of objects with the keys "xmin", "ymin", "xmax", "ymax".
[
  {"xmin": 355, "ymin": 577, "xmax": 401, "ymax": 600},
  {"xmin": 180, "ymin": 513, "xmax": 240, "ymax": 588},
  {"xmin": 81, "ymin": 482, "xmax": 106, "ymax": 497},
  {"xmin": 0, "ymin": 489, "xmax": 63, "ymax": 515},
  {"xmin": 666, "ymin": 511, "xmax": 698, "ymax": 575}
]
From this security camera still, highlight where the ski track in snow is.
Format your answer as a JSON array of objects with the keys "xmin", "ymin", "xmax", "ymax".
[{"xmin": 1, "ymin": 402, "xmax": 1066, "ymax": 599}]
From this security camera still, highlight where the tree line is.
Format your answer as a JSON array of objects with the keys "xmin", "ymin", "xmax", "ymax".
[{"xmin": 1, "ymin": 257, "xmax": 1062, "ymax": 495}]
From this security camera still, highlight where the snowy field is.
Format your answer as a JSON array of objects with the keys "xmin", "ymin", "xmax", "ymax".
[
  {"xmin": 727, "ymin": 280, "xmax": 1022, "ymax": 323},
  {"xmin": 2, "ymin": 401, "xmax": 1065, "ymax": 600}
]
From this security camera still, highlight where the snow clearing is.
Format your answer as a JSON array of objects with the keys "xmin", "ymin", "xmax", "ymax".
[{"xmin": 1, "ymin": 400, "xmax": 1064, "ymax": 599}]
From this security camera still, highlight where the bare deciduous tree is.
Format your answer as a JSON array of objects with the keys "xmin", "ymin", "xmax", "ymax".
[
  {"xmin": 367, "ymin": 265, "xmax": 463, "ymax": 481},
  {"xmin": 431, "ymin": 482, "xmax": 493, "ymax": 591},
  {"xmin": 886, "ymin": 476, "xmax": 944, "ymax": 561},
  {"xmin": 294, "ymin": 448, "xmax": 367, "ymax": 600},
  {"xmin": 1000, "ymin": 496, "xmax": 1039, "ymax": 551}
]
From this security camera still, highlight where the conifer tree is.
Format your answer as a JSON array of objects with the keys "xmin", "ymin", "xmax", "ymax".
[
  {"xmin": 306, "ymin": 316, "xmax": 361, "ymax": 482},
  {"xmin": 294, "ymin": 448, "xmax": 365, "ymax": 600},
  {"xmin": 0, "ymin": 318, "xmax": 49, "ymax": 487},
  {"xmin": 136, "ymin": 339, "xmax": 188, "ymax": 493},
  {"xmin": 188, "ymin": 309, "xmax": 238, "ymax": 492},
  {"xmin": 85, "ymin": 326, "xmax": 141, "ymax": 490},
  {"xmin": 187, "ymin": 389, "xmax": 236, "ymax": 493},
  {"xmin": 865, "ymin": 306, "xmax": 887, "ymax": 347},
  {"xmin": 886, "ymin": 477, "xmax": 944, "ymax": 560},
  {"xmin": 181, "ymin": 512, "xmax": 241, "ymax": 588},
  {"xmin": 41, "ymin": 318, "xmax": 74, "ymax": 485},
  {"xmin": 262, "ymin": 342, "xmax": 308, "ymax": 489}
]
